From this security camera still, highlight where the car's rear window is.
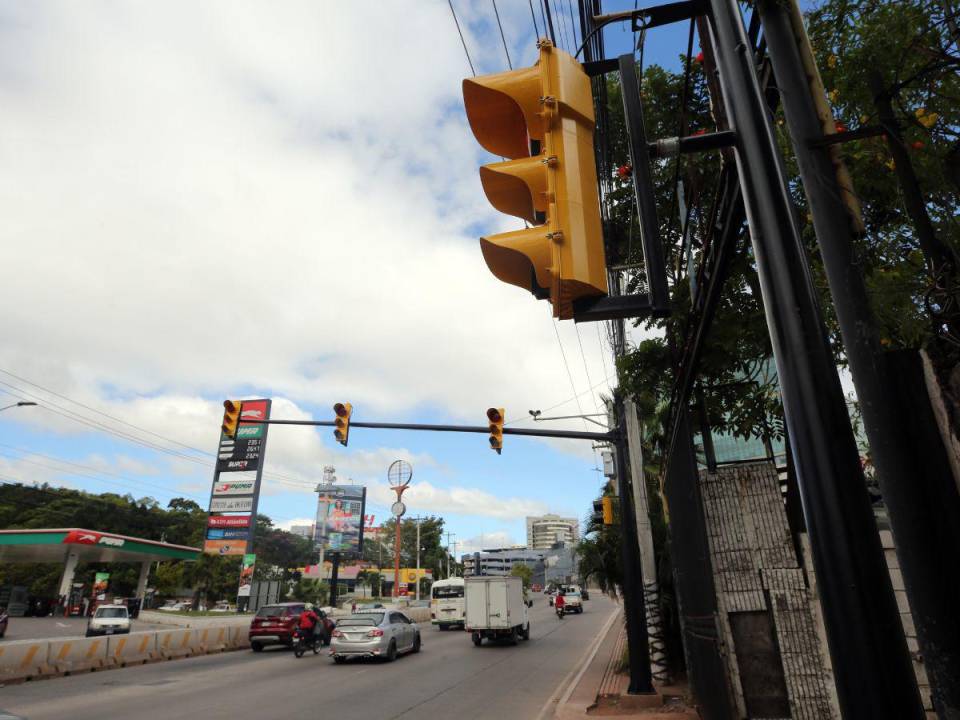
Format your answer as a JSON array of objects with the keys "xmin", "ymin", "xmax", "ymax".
[
  {"xmin": 339, "ymin": 614, "xmax": 381, "ymax": 626},
  {"xmin": 96, "ymin": 608, "xmax": 128, "ymax": 618},
  {"xmin": 256, "ymin": 605, "xmax": 301, "ymax": 618}
]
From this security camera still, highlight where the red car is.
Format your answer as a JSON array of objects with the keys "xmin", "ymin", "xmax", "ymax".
[{"xmin": 249, "ymin": 603, "xmax": 335, "ymax": 652}]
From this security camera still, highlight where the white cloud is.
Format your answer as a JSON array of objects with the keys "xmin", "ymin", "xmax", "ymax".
[
  {"xmin": 367, "ymin": 480, "xmax": 548, "ymax": 521},
  {"xmin": 458, "ymin": 531, "xmax": 519, "ymax": 557}
]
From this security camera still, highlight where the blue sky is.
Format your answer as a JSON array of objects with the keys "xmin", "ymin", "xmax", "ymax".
[{"xmin": 0, "ymin": 0, "xmax": 722, "ymax": 557}]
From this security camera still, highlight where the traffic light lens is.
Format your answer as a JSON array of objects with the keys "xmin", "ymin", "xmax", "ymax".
[
  {"xmin": 223, "ymin": 400, "xmax": 239, "ymax": 412},
  {"xmin": 486, "ymin": 408, "xmax": 503, "ymax": 423},
  {"xmin": 334, "ymin": 403, "xmax": 347, "ymax": 417}
]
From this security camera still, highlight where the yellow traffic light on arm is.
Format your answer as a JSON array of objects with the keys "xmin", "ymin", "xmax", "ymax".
[
  {"xmin": 333, "ymin": 403, "xmax": 353, "ymax": 446},
  {"xmin": 487, "ymin": 407, "xmax": 504, "ymax": 454},
  {"xmin": 602, "ymin": 496, "xmax": 614, "ymax": 525},
  {"xmin": 463, "ymin": 40, "xmax": 607, "ymax": 320},
  {"xmin": 221, "ymin": 400, "xmax": 242, "ymax": 438}
]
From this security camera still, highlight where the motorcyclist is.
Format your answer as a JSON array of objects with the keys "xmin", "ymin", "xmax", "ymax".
[
  {"xmin": 297, "ymin": 604, "xmax": 321, "ymax": 647},
  {"xmin": 555, "ymin": 592, "xmax": 566, "ymax": 616}
]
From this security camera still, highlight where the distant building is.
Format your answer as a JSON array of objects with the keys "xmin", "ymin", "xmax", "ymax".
[
  {"xmin": 526, "ymin": 514, "xmax": 579, "ymax": 550},
  {"xmin": 461, "ymin": 547, "xmax": 546, "ymax": 586},
  {"xmin": 289, "ymin": 524, "xmax": 314, "ymax": 539}
]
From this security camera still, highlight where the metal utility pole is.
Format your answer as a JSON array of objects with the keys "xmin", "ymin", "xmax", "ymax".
[
  {"xmin": 760, "ymin": 1, "xmax": 960, "ymax": 716},
  {"xmin": 706, "ymin": 1, "xmax": 924, "ymax": 716},
  {"xmin": 613, "ymin": 396, "xmax": 653, "ymax": 694},
  {"xmin": 446, "ymin": 532, "xmax": 456, "ymax": 579},
  {"xmin": 415, "ymin": 516, "xmax": 421, "ymax": 602}
]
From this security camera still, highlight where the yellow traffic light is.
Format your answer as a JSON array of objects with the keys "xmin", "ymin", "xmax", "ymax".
[
  {"xmin": 333, "ymin": 402, "xmax": 353, "ymax": 446},
  {"xmin": 602, "ymin": 496, "xmax": 614, "ymax": 525},
  {"xmin": 487, "ymin": 407, "xmax": 504, "ymax": 454},
  {"xmin": 221, "ymin": 400, "xmax": 242, "ymax": 439},
  {"xmin": 463, "ymin": 40, "xmax": 607, "ymax": 320}
]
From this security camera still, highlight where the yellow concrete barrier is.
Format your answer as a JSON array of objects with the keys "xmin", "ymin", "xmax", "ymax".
[
  {"xmin": 155, "ymin": 628, "xmax": 194, "ymax": 659},
  {"xmin": 228, "ymin": 625, "xmax": 251, "ymax": 650},
  {"xmin": 0, "ymin": 640, "xmax": 49, "ymax": 682},
  {"xmin": 194, "ymin": 626, "xmax": 229, "ymax": 653},
  {"xmin": 47, "ymin": 636, "xmax": 108, "ymax": 674},
  {"xmin": 107, "ymin": 632, "xmax": 156, "ymax": 667}
]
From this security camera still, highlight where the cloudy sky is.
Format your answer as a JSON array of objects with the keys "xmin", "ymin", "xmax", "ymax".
[{"xmin": 0, "ymin": 1, "xmax": 694, "ymax": 558}]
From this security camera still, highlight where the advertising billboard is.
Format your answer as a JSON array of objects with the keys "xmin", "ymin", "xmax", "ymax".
[
  {"xmin": 212, "ymin": 474, "xmax": 257, "ymax": 496},
  {"xmin": 208, "ymin": 515, "xmax": 251, "ymax": 528},
  {"xmin": 314, "ymin": 485, "xmax": 366, "ymax": 556},
  {"xmin": 203, "ymin": 539, "xmax": 247, "ymax": 556},
  {"xmin": 210, "ymin": 497, "xmax": 254, "ymax": 513}
]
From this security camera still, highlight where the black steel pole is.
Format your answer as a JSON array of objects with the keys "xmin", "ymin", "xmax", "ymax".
[
  {"xmin": 760, "ymin": 3, "xmax": 960, "ymax": 716},
  {"xmin": 705, "ymin": 1, "xmax": 925, "ymax": 717},
  {"xmin": 329, "ymin": 553, "xmax": 340, "ymax": 608},
  {"xmin": 614, "ymin": 396, "xmax": 654, "ymax": 694}
]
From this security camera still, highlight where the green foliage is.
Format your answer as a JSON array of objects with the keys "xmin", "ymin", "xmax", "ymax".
[
  {"xmin": 365, "ymin": 516, "xmax": 453, "ymax": 580},
  {"xmin": 509, "ymin": 562, "xmax": 533, "ymax": 589}
]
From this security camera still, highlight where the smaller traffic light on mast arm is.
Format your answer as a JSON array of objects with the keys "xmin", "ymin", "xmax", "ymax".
[
  {"xmin": 333, "ymin": 403, "xmax": 353, "ymax": 446},
  {"xmin": 221, "ymin": 400, "xmax": 242, "ymax": 438},
  {"xmin": 602, "ymin": 496, "xmax": 614, "ymax": 525},
  {"xmin": 487, "ymin": 408, "xmax": 504, "ymax": 454}
]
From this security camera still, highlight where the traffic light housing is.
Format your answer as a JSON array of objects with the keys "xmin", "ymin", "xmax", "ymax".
[
  {"xmin": 221, "ymin": 400, "xmax": 242, "ymax": 438},
  {"xmin": 463, "ymin": 40, "xmax": 607, "ymax": 320},
  {"xmin": 602, "ymin": 496, "xmax": 614, "ymax": 525},
  {"xmin": 333, "ymin": 402, "xmax": 352, "ymax": 446},
  {"xmin": 487, "ymin": 407, "xmax": 504, "ymax": 454},
  {"xmin": 592, "ymin": 496, "xmax": 615, "ymax": 525}
]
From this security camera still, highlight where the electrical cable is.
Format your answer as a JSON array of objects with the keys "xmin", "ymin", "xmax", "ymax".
[
  {"xmin": 543, "ymin": 0, "xmax": 557, "ymax": 46},
  {"xmin": 491, "ymin": 0, "xmax": 513, "ymax": 69},
  {"xmin": 554, "ymin": 0, "xmax": 572, "ymax": 53},
  {"xmin": 448, "ymin": 0, "xmax": 476, "ymax": 77},
  {"xmin": 528, "ymin": 0, "xmax": 541, "ymax": 39}
]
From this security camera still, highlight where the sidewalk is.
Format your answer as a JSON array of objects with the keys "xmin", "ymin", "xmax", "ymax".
[{"xmin": 554, "ymin": 611, "xmax": 700, "ymax": 719}]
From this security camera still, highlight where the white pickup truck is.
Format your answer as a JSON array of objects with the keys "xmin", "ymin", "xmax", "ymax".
[{"xmin": 464, "ymin": 576, "xmax": 531, "ymax": 646}]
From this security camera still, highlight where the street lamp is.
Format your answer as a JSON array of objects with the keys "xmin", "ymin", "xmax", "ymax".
[{"xmin": 0, "ymin": 401, "xmax": 37, "ymax": 412}]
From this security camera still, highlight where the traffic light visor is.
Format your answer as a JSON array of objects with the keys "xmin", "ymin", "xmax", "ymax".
[
  {"xmin": 480, "ymin": 227, "xmax": 556, "ymax": 295},
  {"xmin": 479, "ymin": 157, "xmax": 548, "ymax": 224},
  {"xmin": 486, "ymin": 408, "xmax": 503, "ymax": 424},
  {"xmin": 223, "ymin": 400, "xmax": 240, "ymax": 413},
  {"xmin": 463, "ymin": 66, "xmax": 543, "ymax": 159},
  {"xmin": 334, "ymin": 403, "xmax": 350, "ymax": 418}
]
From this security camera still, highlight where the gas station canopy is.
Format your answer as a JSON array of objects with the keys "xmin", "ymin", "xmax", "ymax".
[{"xmin": 0, "ymin": 528, "xmax": 200, "ymax": 564}]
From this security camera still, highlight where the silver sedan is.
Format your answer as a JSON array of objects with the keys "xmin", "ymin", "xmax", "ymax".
[{"xmin": 330, "ymin": 610, "xmax": 421, "ymax": 663}]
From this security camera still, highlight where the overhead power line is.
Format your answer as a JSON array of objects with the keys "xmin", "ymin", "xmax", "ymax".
[
  {"xmin": 448, "ymin": 0, "xmax": 476, "ymax": 77},
  {"xmin": 492, "ymin": 0, "xmax": 513, "ymax": 69}
]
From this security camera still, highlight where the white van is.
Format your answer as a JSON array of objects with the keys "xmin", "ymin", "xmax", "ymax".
[{"xmin": 431, "ymin": 577, "xmax": 465, "ymax": 629}]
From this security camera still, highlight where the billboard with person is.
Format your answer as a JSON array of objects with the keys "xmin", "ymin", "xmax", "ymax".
[{"xmin": 314, "ymin": 485, "xmax": 366, "ymax": 556}]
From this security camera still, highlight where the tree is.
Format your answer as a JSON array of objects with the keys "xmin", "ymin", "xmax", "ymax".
[{"xmin": 509, "ymin": 563, "xmax": 533, "ymax": 590}]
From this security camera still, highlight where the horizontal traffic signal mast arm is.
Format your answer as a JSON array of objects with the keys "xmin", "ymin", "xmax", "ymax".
[{"xmin": 239, "ymin": 417, "xmax": 613, "ymax": 442}]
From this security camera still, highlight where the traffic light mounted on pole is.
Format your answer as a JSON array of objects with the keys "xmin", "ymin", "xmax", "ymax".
[
  {"xmin": 221, "ymin": 400, "xmax": 242, "ymax": 438},
  {"xmin": 487, "ymin": 407, "xmax": 504, "ymax": 454},
  {"xmin": 462, "ymin": 40, "xmax": 608, "ymax": 320},
  {"xmin": 333, "ymin": 403, "xmax": 353, "ymax": 446}
]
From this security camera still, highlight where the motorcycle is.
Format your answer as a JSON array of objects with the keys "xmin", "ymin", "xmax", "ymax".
[
  {"xmin": 556, "ymin": 605, "xmax": 565, "ymax": 620},
  {"xmin": 292, "ymin": 626, "xmax": 319, "ymax": 658}
]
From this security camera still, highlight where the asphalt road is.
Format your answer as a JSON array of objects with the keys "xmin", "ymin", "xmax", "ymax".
[
  {"xmin": 1, "ymin": 596, "xmax": 617, "ymax": 720},
  {"xmin": 2, "ymin": 616, "xmax": 168, "ymax": 641}
]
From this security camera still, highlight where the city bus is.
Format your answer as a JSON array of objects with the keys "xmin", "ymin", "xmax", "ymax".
[{"xmin": 430, "ymin": 577, "xmax": 465, "ymax": 630}]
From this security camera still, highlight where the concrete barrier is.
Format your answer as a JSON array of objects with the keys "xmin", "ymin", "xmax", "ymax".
[
  {"xmin": 0, "ymin": 639, "xmax": 49, "ymax": 683},
  {"xmin": 47, "ymin": 636, "xmax": 109, "ymax": 674},
  {"xmin": 194, "ymin": 626, "xmax": 229, "ymax": 653},
  {"xmin": 228, "ymin": 626, "xmax": 251, "ymax": 651},
  {"xmin": 107, "ymin": 632, "xmax": 156, "ymax": 667},
  {"xmin": 155, "ymin": 628, "xmax": 195, "ymax": 660}
]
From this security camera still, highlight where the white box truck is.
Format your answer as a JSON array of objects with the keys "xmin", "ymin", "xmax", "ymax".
[{"xmin": 464, "ymin": 575, "xmax": 531, "ymax": 646}]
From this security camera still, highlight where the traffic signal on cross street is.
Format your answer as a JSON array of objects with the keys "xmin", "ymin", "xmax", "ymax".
[
  {"xmin": 221, "ymin": 400, "xmax": 242, "ymax": 438},
  {"xmin": 333, "ymin": 402, "xmax": 353, "ymax": 446},
  {"xmin": 487, "ymin": 407, "xmax": 504, "ymax": 454},
  {"xmin": 462, "ymin": 39, "xmax": 607, "ymax": 320}
]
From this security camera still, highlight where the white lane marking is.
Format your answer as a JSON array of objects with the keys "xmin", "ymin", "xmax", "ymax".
[
  {"xmin": 56, "ymin": 622, "xmax": 70, "ymax": 627},
  {"xmin": 533, "ymin": 606, "xmax": 621, "ymax": 720}
]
